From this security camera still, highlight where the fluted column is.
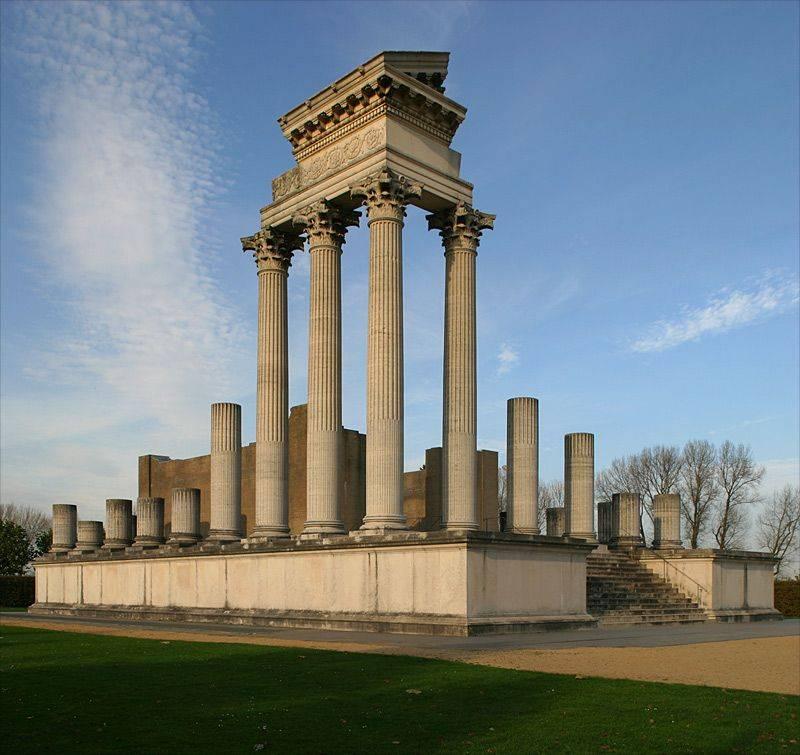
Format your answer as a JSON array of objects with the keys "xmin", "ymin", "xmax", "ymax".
[
  {"xmin": 546, "ymin": 507, "xmax": 565, "ymax": 537},
  {"xmin": 293, "ymin": 201, "xmax": 359, "ymax": 534},
  {"xmin": 597, "ymin": 500, "xmax": 612, "ymax": 544},
  {"xmin": 168, "ymin": 488, "xmax": 201, "ymax": 545},
  {"xmin": 506, "ymin": 397, "xmax": 539, "ymax": 534},
  {"xmin": 51, "ymin": 504, "xmax": 77, "ymax": 552},
  {"xmin": 208, "ymin": 402, "xmax": 242, "ymax": 542},
  {"xmin": 73, "ymin": 521, "xmax": 103, "ymax": 553},
  {"xmin": 564, "ymin": 433, "xmax": 596, "ymax": 541},
  {"xmin": 102, "ymin": 499, "xmax": 133, "ymax": 550},
  {"xmin": 134, "ymin": 497, "xmax": 165, "ymax": 547},
  {"xmin": 428, "ymin": 203, "xmax": 495, "ymax": 530},
  {"xmin": 351, "ymin": 170, "xmax": 421, "ymax": 531},
  {"xmin": 242, "ymin": 228, "xmax": 303, "ymax": 541},
  {"xmin": 652, "ymin": 493, "xmax": 683, "ymax": 549},
  {"xmin": 611, "ymin": 492, "xmax": 643, "ymax": 547}
]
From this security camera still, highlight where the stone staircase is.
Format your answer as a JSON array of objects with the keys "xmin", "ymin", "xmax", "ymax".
[{"xmin": 587, "ymin": 549, "xmax": 708, "ymax": 626}]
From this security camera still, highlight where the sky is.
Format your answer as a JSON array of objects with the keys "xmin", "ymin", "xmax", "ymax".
[{"xmin": 1, "ymin": 1, "xmax": 798, "ymax": 536}]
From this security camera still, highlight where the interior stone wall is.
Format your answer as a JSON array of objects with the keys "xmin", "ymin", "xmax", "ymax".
[{"xmin": 140, "ymin": 405, "xmax": 499, "ymax": 535}]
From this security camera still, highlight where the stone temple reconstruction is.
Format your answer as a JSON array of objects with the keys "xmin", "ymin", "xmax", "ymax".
[{"xmin": 32, "ymin": 52, "xmax": 778, "ymax": 634}]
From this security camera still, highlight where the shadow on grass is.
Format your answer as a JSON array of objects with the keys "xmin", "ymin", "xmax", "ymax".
[{"xmin": 2, "ymin": 626, "xmax": 797, "ymax": 754}]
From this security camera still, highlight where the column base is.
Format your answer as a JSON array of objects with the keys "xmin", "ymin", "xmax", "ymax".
[
  {"xmin": 443, "ymin": 522, "xmax": 480, "ymax": 532},
  {"xmin": 652, "ymin": 541, "xmax": 683, "ymax": 550},
  {"xmin": 302, "ymin": 521, "xmax": 346, "ymax": 536},
  {"xmin": 101, "ymin": 541, "xmax": 131, "ymax": 551},
  {"xmin": 130, "ymin": 538, "xmax": 165, "ymax": 550},
  {"xmin": 50, "ymin": 546, "xmax": 73, "ymax": 554},
  {"xmin": 70, "ymin": 546, "xmax": 100, "ymax": 555},
  {"xmin": 610, "ymin": 537, "xmax": 644, "ymax": 548},
  {"xmin": 565, "ymin": 532, "xmax": 598, "ymax": 543},
  {"xmin": 511, "ymin": 527, "xmax": 541, "ymax": 535},
  {"xmin": 247, "ymin": 527, "xmax": 291, "ymax": 543},
  {"xmin": 205, "ymin": 530, "xmax": 242, "ymax": 543},
  {"xmin": 166, "ymin": 533, "xmax": 200, "ymax": 546},
  {"xmin": 359, "ymin": 516, "xmax": 408, "ymax": 532}
]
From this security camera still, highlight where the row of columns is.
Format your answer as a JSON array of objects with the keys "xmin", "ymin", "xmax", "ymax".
[
  {"xmin": 545, "ymin": 492, "xmax": 682, "ymax": 548},
  {"xmin": 50, "ymin": 490, "xmax": 203, "ymax": 554},
  {"xmin": 242, "ymin": 170, "xmax": 494, "ymax": 538}
]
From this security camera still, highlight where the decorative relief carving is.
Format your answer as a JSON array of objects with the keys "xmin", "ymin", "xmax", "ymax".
[
  {"xmin": 241, "ymin": 228, "xmax": 304, "ymax": 273},
  {"xmin": 292, "ymin": 200, "xmax": 360, "ymax": 249},
  {"xmin": 427, "ymin": 202, "xmax": 495, "ymax": 251},
  {"xmin": 272, "ymin": 126, "xmax": 386, "ymax": 201},
  {"xmin": 351, "ymin": 168, "xmax": 422, "ymax": 221}
]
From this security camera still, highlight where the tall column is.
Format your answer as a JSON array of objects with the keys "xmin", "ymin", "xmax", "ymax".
[
  {"xmin": 611, "ymin": 492, "xmax": 643, "ymax": 547},
  {"xmin": 352, "ymin": 169, "xmax": 421, "ymax": 531},
  {"xmin": 428, "ymin": 203, "xmax": 495, "ymax": 530},
  {"xmin": 564, "ymin": 433, "xmax": 596, "ymax": 541},
  {"xmin": 293, "ymin": 201, "xmax": 359, "ymax": 535},
  {"xmin": 652, "ymin": 493, "xmax": 683, "ymax": 549},
  {"xmin": 168, "ymin": 488, "xmax": 201, "ymax": 545},
  {"xmin": 546, "ymin": 507, "xmax": 566, "ymax": 537},
  {"xmin": 134, "ymin": 497, "xmax": 165, "ymax": 547},
  {"xmin": 506, "ymin": 397, "xmax": 539, "ymax": 534},
  {"xmin": 242, "ymin": 228, "xmax": 303, "ymax": 541},
  {"xmin": 208, "ymin": 402, "xmax": 242, "ymax": 542},
  {"xmin": 102, "ymin": 499, "xmax": 133, "ymax": 550},
  {"xmin": 51, "ymin": 504, "xmax": 77, "ymax": 552},
  {"xmin": 73, "ymin": 521, "xmax": 103, "ymax": 553}
]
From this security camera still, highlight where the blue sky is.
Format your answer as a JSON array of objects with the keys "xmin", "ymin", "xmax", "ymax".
[{"xmin": 1, "ymin": 0, "xmax": 798, "ymax": 527}]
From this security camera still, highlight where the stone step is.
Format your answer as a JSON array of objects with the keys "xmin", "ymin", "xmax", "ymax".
[{"xmin": 598, "ymin": 615, "xmax": 708, "ymax": 626}]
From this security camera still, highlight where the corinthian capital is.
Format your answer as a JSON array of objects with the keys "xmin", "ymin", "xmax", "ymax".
[
  {"xmin": 241, "ymin": 227, "xmax": 303, "ymax": 274},
  {"xmin": 351, "ymin": 168, "xmax": 422, "ymax": 222},
  {"xmin": 292, "ymin": 200, "xmax": 360, "ymax": 248},
  {"xmin": 427, "ymin": 202, "xmax": 495, "ymax": 251}
]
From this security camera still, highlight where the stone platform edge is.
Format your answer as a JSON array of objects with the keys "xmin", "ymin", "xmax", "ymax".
[
  {"xmin": 37, "ymin": 529, "xmax": 597, "ymax": 565},
  {"xmin": 27, "ymin": 604, "xmax": 597, "ymax": 637}
]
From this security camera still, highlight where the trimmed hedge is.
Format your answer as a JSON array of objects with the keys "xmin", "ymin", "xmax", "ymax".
[
  {"xmin": 774, "ymin": 580, "xmax": 800, "ymax": 617},
  {"xmin": 0, "ymin": 576, "xmax": 35, "ymax": 607}
]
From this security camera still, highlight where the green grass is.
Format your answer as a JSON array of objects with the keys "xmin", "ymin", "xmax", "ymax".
[
  {"xmin": 0, "ymin": 606, "xmax": 29, "ymax": 612},
  {"xmin": 1, "ymin": 626, "xmax": 797, "ymax": 754}
]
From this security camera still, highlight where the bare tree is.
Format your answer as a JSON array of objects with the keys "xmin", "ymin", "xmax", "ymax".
[
  {"xmin": 0, "ymin": 503, "xmax": 51, "ymax": 545},
  {"xmin": 713, "ymin": 441, "xmax": 764, "ymax": 550},
  {"xmin": 757, "ymin": 485, "xmax": 800, "ymax": 576},
  {"xmin": 679, "ymin": 440, "xmax": 718, "ymax": 548},
  {"xmin": 498, "ymin": 465, "xmax": 508, "ymax": 513},
  {"xmin": 539, "ymin": 479, "xmax": 564, "ymax": 532}
]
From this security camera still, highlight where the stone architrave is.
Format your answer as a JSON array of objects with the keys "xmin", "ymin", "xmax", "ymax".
[
  {"xmin": 506, "ymin": 397, "xmax": 539, "ymax": 534},
  {"xmin": 546, "ymin": 507, "xmax": 565, "ymax": 537},
  {"xmin": 293, "ymin": 201, "xmax": 359, "ymax": 535},
  {"xmin": 51, "ymin": 504, "xmax": 77, "ymax": 553},
  {"xmin": 611, "ymin": 492, "xmax": 643, "ymax": 548},
  {"xmin": 428, "ymin": 203, "xmax": 494, "ymax": 530},
  {"xmin": 564, "ymin": 433, "xmax": 596, "ymax": 541},
  {"xmin": 597, "ymin": 500, "xmax": 612, "ymax": 544},
  {"xmin": 168, "ymin": 488, "xmax": 201, "ymax": 545},
  {"xmin": 242, "ymin": 228, "xmax": 304, "ymax": 541},
  {"xmin": 134, "ymin": 497, "xmax": 165, "ymax": 547},
  {"xmin": 351, "ymin": 169, "xmax": 421, "ymax": 531},
  {"xmin": 73, "ymin": 521, "xmax": 104, "ymax": 553},
  {"xmin": 208, "ymin": 403, "xmax": 242, "ymax": 542},
  {"xmin": 102, "ymin": 499, "xmax": 133, "ymax": 550},
  {"xmin": 652, "ymin": 493, "xmax": 683, "ymax": 549}
]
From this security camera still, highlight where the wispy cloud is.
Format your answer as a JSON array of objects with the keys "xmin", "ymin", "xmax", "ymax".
[
  {"xmin": 1, "ymin": 1, "xmax": 247, "ymax": 510},
  {"xmin": 631, "ymin": 272, "xmax": 799, "ymax": 353},
  {"xmin": 496, "ymin": 342, "xmax": 520, "ymax": 375}
]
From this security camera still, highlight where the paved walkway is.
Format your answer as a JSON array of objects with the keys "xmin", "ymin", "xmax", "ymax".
[{"xmin": 3, "ymin": 612, "xmax": 798, "ymax": 694}]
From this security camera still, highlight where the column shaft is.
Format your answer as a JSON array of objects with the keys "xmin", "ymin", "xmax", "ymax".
[
  {"xmin": 168, "ymin": 488, "xmax": 201, "ymax": 545},
  {"xmin": 546, "ymin": 507, "xmax": 565, "ymax": 537},
  {"xmin": 242, "ymin": 229, "xmax": 300, "ymax": 540},
  {"xmin": 564, "ymin": 433, "xmax": 596, "ymax": 541},
  {"xmin": 208, "ymin": 402, "xmax": 242, "ymax": 541},
  {"xmin": 611, "ymin": 492, "xmax": 643, "ymax": 547},
  {"xmin": 429, "ymin": 204, "xmax": 494, "ymax": 530},
  {"xmin": 652, "ymin": 493, "xmax": 682, "ymax": 549},
  {"xmin": 103, "ymin": 499, "xmax": 133, "ymax": 549},
  {"xmin": 294, "ymin": 201, "xmax": 358, "ymax": 534},
  {"xmin": 51, "ymin": 504, "xmax": 77, "ymax": 552},
  {"xmin": 73, "ymin": 521, "xmax": 103, "ymax": 552},
  {"xmin": 507, "ymin": 397, "xmax": 539, "ymax": 534},
  {"xmin": 134, "ymin": 497, "xmax": 165, "ymax": 546}
]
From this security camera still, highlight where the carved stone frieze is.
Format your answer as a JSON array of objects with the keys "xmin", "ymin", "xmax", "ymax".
[{"xmin": 272, "ymin": 125, "xmax": 386, "ymax": 202}]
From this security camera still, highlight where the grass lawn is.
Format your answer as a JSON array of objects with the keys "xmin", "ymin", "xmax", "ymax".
[{"xmin": 1, "ymin": 626, "xmax": 797, "ymax": 754}]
